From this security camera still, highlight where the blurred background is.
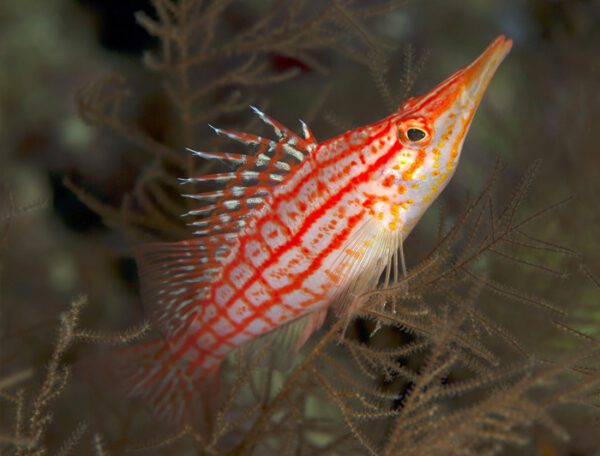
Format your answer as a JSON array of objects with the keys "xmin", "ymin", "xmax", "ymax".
[{"xmin": 1, "ymin": 0, "xmax": 599, "ymax": 454}]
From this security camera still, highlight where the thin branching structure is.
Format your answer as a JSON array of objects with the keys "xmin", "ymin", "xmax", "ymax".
[
  {"xmin": 72, "ymin": 0, "xmax": 405, "ymax": 240},
  {"xmin": 0, "ymin": 189, "xmax": 150, "ymax": 454},
  {"xmin": 121, "ymin": 164, "xmax": 599, "ymax": 455},
  {"xmin": 3, "ymin": 1, "xmax": 597, "ymax": 454},
  {"xmin": 0, "ymin": 294, "xmax": 150, "ymax": 455}
]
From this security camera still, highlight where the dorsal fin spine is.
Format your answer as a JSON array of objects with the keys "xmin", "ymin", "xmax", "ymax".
[
  {"xmin": 210, "ymin": 127, "xmax": 306, "ymax": 163},
  {"xmin": 299, "ymin": 119, "xmax": 317, "ymax": 148},
  {"xmin": 186, "ymin": 148, "xmax": 247, "ymax": 164},
  {"xmin": 250, "ymin": 105, "xmax": 305, "ymax": 143},
  {"xmin": 182, "ymin": 205, "xmax": 216, "ymax": 217},
  {"xmin": 180, "ymin": 173, "xmax": 237, "ymax": 184}
]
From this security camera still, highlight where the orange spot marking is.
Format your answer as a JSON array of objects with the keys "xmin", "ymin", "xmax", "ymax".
[
  {"xmin": 325, "ymin": 270, "xmax": 340, "ymax": 282},
  {"xmin": 402, "ymin": 149, "xmax": 426, "ymax": 181}
]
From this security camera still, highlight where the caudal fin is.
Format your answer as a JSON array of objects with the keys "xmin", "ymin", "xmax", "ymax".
[{"xmin": 104, "ymin": 338, "xmax": 218, "ymax": 424}]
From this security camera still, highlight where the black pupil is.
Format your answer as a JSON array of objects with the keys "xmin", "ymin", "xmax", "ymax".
[{"xmin": 407, "ymin": 128, "xmax": 426, "ymax": 142}]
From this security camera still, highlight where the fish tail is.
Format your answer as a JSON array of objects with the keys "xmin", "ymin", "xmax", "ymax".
[{"xmin": 105, "ymin": 338, "xmax": 219, "ymax": 424}]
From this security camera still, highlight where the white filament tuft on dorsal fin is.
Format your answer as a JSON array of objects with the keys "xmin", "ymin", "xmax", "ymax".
[
  {"xmin": 186, "ymin": 148, "xmax": 247, "ymax": 165},
  {"xmin": 180, "ymin": 110, "xmax": 317, "ymax": 256},
  {"xmin": 299, "ymin": 119, "xmax": 317, "ymax": 150}
]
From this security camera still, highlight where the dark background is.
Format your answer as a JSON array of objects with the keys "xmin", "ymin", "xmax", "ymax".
[{"xmin": 1, "ymin": 0, "xmax": 599, "ymax": 454}]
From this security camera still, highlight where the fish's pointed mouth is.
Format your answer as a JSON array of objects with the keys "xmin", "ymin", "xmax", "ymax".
[
  {"xmin": 398, "ymin": 36, "xmax": 512, "ymax": 121},
  {"xmin": 461, "ymin": 35, "xmax": 512, "ymax": 107}
]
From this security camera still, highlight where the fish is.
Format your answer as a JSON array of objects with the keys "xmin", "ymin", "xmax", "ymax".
[{"xmin": 114, "ymin": 35, "xmax": 513, "ymax": 422}]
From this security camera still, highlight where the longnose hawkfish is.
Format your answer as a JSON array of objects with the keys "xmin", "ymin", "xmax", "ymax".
[{"xmin": 116, "ymin": 36, "xmax": 512, "ymax": 421}]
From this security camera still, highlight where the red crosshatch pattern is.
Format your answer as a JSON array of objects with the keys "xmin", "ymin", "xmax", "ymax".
[
  {"xmin": 124, "ymin": 36, "xmax": 513, "ymax": 421},
  {"xmin": 171, "ymin": 146, "xmax": 393, "ymax": 366}
]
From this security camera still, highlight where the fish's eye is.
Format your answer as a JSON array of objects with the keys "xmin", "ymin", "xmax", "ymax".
[{"xmin": 406, "ymin": 128, "xmax": 427, "ymax": 142}]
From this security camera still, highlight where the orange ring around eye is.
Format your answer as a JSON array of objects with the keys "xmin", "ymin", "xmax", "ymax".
[{"xmin": 397, "ymin": 119, "xmax": 433, "ymax": 147}]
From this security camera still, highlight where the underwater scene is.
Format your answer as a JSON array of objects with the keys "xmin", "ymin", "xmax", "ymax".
[{"xmin": 1, "ymin": 1, "xmax": 599, "ymax": 454}]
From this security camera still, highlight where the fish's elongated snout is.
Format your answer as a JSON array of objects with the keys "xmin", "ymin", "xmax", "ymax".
[
  {"xmin": 461, "ymin": 35, "xmax": 513, "ymax": 107},
  {"xmin": 399, "ymin": 35, "xmax": 512, "ymax": 122},
  {"xmin": 393, "ymin": 35, "xmax": 513, "ymax": 205}
]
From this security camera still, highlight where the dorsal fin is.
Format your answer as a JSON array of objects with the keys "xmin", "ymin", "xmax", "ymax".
[
  {"xmin": 299, "ymin": 119, "xmax": 317, "ymax": 147},
  {"xmin": 249, "ymin": 105, "xmax": 316, "ymax": 152},
  {"xmin": 136, "ymin": 239, "xmax": 215, "ymax": 335},
  {"xmin": 180, "ymin": 107, "xmax": 314, "ymax": 240},
  {"xmin": 137, "ymin": 109, "xmax": 315, "ymax": 337}
]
